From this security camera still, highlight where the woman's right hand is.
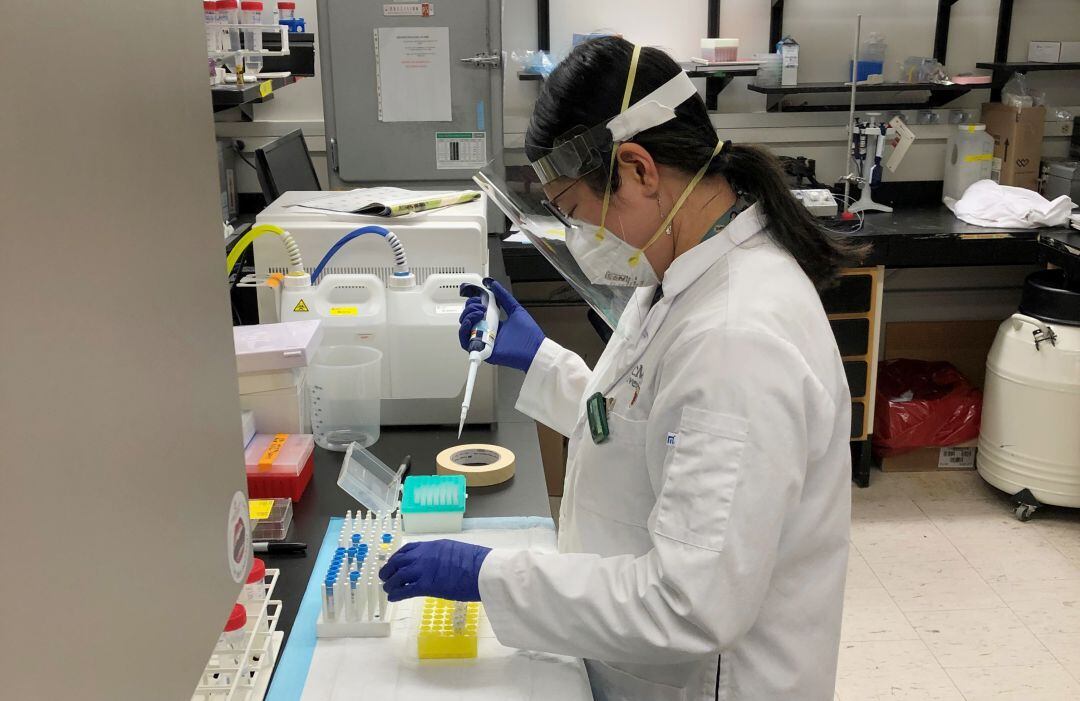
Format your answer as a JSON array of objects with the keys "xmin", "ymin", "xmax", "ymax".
[{"xmin": 459, "ymin": 278, "xmax": 545, "ymax": 372}]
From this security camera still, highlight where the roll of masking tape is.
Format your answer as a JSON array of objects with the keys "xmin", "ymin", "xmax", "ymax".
[{"xmin": 436, "ymin": 444, "xmax": 516, "ymax": 487}]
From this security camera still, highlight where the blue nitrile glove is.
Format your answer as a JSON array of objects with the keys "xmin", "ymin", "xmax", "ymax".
[
  {"xmin": 458, "ymin": 278, "xmax": 545, "ymax": 373},
  {"xmin": 379, "ymin": 539, "xmax": 492, "ymax": 602}
]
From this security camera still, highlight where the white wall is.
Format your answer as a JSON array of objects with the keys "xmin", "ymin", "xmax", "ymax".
[
  {"xmin": 227, "ymin": 0, "xmax": 1079, "ymax": 178},
  {"xmin": 215, "ymin": 0, "xmax": 1078, "ymax": 326}
]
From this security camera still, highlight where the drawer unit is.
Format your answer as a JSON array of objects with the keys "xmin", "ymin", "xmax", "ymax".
[{"xmin": 827, "ymin": 267, "xmax": 884, "ymax": 442}]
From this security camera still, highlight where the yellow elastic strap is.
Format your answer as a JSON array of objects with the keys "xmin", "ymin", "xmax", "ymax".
[
  {"xmin": 638, "ymin": 138, "xmax": 727, "ymax": 254},
  {"xmin": 225, "ymin": 223, "xmax": 287, "ymax": 275},
  {"xmin": 597, "ymin": 43, "xmax": 643, "ymax": 239}
]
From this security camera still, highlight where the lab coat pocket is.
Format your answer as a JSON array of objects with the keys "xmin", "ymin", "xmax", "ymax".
[
  {"xmin": 654, "ymin": 407, "xmax": 748, "ymax": 552},
  {"xmin": 585, "ymin": 659, "xmax": 689, "ymax": 701},
  {"xmin": 574, "ymin": 413, "xmax": 655, "ymax": 527}
]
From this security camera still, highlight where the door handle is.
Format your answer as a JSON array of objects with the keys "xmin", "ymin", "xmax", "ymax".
[{"xmin": 460, "ymin": 52, "xmax": 501, "ymax": 68}]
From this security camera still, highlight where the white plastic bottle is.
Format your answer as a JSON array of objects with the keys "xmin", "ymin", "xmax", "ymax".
[
  {"xmin": 241, "ymin": 1, "xmax": 264, "ymax": 77},
  {"xmin": 942, "ymin": 124, "xmax": 995, "ymax": 203}
]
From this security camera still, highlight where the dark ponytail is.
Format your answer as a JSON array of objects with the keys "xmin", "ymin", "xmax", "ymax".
[{"xmin": 526, "ymin": 36, "xmax": 866, "ymax": 290}]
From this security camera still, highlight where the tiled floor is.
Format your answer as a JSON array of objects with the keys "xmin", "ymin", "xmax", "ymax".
[
  {"xmin": 548, "ymin": 470, "xmax": 1080, "ymax": 700},
  {"xmin": 838, "ymin": 470, "xmax": 1080, "ymax": 700}
]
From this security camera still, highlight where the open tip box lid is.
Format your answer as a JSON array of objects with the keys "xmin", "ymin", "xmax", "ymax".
[
  {"xmin": 234, "ymin": 320, "xmax": 323, "ymax": 374},
  {"xmin": 337, "ymin": 442, "xmax": 407, "ymax": 513}
]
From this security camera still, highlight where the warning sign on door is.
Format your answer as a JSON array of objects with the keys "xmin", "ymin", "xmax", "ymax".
[{"xmin": 435, "ymin": 132, "xmax": 486, "ymax": 170}]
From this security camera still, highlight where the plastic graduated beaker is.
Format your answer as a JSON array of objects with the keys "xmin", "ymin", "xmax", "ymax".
[{"xmin": 308, "ymin": 346, "xmax": 382, "ymax": 452}]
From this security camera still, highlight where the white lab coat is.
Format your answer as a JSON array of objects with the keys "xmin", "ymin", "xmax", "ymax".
[{"xmin": 478, "ymin": 204, "xmax": 852, "ymax": 701}]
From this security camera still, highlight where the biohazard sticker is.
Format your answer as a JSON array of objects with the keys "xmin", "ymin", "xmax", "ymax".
[
  {"xmin": 293, "ymin": 299, "xmax": 310, "ymax": 312},
  {"xmin": 227, "ymin": 490, "xmax": 252, "ymax": 584}
]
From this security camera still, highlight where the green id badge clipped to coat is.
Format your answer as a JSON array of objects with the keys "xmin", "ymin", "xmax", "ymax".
[{"xmin": 586, "ymin": 392, "xmax": 610, "ymax": 444}]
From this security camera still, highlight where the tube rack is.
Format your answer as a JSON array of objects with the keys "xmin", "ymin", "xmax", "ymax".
[
  {"xmin": 316, "ymin": 510, "xmax": 403, "ymax": 638},
  {"xmin": 417, "ymin": 598, "xmax": 481, "ymax": 659},
  {"xmin": 192, "ymin": 568, "xmax": 282, "ymax": 701}
]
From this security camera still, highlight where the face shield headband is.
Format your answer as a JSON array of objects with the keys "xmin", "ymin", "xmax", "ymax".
[{"xmin": 528, "ymin": 47, "xmax": 700, "ymax": 186}]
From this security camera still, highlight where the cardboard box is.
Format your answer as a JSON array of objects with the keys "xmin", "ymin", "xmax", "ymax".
[
  {"xmin": 982, "ymin": 103, "xmax": 1047, "ymax": 191},
  {"xmin": 883, "ymin": 320, "xmax": 1002, "ymax": 389},
  {"xmin": 536, "ymin": 422, "xmax": 568, "ymax": 497},
  {"xmin": 1060, "ymin": 42, "xmax": 1080, "ymax": 63},
  {"xmin": 1028, "ymin": 41, "xmax": 1061, "ymax": 63},
  {"xmin": 879, "ymin": 440, "xmax": 978, "ymax": 472},
  {"xmin": 876, "ymin": 320, "xmax": 999, "ymax": 472}
]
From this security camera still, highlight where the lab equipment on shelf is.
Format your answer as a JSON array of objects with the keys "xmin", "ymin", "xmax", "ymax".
[
  {"xmin": 240, "ymin": 2, "xmax": 264, "ymax": 77},
  {"xmin": 942, "ymin": 124, "xmax": 995, "ymax": 203},
  {"xmin": 205, "ymin": 0, "xmax": 290, "ymax": 82},
  {"xmin": 244, "ymin": 433, "xmax": 315, "ymax": 501},
  {"xmin": 316, "ymin": 511, "xmax": 403, "ymax": 637},
  {"xmin": 417, "ymin": 598, "xmax": 481, "ymax": 659},
  {"xmin": 699, "ymin": 38, "xmax": 739, "ymax": 63},
  {"xmin": 777, "ymin": 35, "xmax": 799, "ymax": 86},
  {"xmin": 308, "ymin": 345, "xmax": 382, "ymax": 451},
  {"xmin": 401, "ymin": 475, "xmax": 467, "ymax": 534},
  {"xmin": 850, "ymin": 32, "xmax": 886, "ymax": 82}
]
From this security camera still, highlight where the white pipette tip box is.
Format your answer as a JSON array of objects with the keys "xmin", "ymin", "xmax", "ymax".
[{"xmin": 400, "ymin": 475, "xmax": 467, "ymax": 534}]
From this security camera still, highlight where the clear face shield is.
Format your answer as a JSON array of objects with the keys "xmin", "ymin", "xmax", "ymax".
[
  {"xmin": 472, "ymin": 164, "xmax": 636, "ymax": 329},
  {"xmin": 475, "ymin": 46, "xmax": 720, "ymax": 325}
]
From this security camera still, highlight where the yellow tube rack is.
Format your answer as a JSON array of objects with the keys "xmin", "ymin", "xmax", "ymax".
[{"xmin": 417, "ymin": 598, "xmax": 480, "ymax": 659}]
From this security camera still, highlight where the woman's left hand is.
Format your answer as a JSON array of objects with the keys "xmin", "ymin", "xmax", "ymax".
[{"xmin": 379, "ymin": 539, "xmax": 492, "ymax": 602}]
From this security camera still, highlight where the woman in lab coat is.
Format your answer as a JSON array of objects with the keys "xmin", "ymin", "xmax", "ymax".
[{"xmin": 380, "ymin": 37, "xmax": 861, "ymax": 700}]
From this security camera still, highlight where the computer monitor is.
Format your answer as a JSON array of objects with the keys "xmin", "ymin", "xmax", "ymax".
[{"xmin": 255, "ymin": 129, "xmax": 321, "ymax": 205}]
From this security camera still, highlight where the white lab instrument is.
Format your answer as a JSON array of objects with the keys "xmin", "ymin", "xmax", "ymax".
[
  {"xmin": 252, "ymin": 192, "xmax": 495, "ymax": 426},
  {"xmin": 978, "ymin": 270, "xmax": 1080, "ymax": 521},
  {"xmin": 790, "ymin": 188, "xmax": 839, "ymax": 217},
  {"xmin": 476, "ymin": 205, "xmax": 852, "ymax": 700},
  {"xmin": 234, "ymin": 320, "xmax": 323, "ymax": 433},
  {"xmin": 459, "ymin": 283, "xmax": 500, "ymax": 438}
]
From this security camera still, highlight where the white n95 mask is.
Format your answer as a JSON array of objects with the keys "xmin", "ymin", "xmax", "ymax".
[{"xmin": 565, "ymin": 219, "xmax": 660, "ymax": 288}]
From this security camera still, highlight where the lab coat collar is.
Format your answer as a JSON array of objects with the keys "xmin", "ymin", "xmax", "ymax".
[{"xmin": 659, "ymin": 202, "xmax": 766, "ymax": 298}]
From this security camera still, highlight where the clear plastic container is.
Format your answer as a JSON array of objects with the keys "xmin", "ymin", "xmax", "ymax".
[
  {"xmin": 942, "ymin": 124, "xmax": 995, "ymax": 203},
  {"xmin": 850, "ymin": 32, "xmax": 886, "ymax": 81},
  {"xmin": 250, "ymin": 497, "xmax": 293, "ymax": 541},
  {"xmin": 218, "ymin": 0, "xmax": 241, "ymax": 70},
  {"xmin": 243, "ymin": 557, "xmax": 267, "ymax": 606},
  {"xmin": 204, "ymin": 1, "xmax": 219, "ymax": 53},
  {"xmin": 241, "ymin": 1, "xmax": 263, "ymax": 77},
  {"xmin": 337, "ymin": 443, "xmax": 406, "ymax": 513},
  {"xmin": 278, "ymin": 1, "xmax": 295, "ymax": 20},
  {"xmin": 308, "ymin": 346, "xmax": 382, "ymax": 451}
]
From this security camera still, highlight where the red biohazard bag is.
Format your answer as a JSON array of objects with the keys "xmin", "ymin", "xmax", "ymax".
[{"xmin": 872, "ymin": 359, "xmax": 982, "ymax": 458}]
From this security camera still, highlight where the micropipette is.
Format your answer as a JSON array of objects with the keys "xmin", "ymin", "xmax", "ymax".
[{"xmin": 458, "ymin": 283, "xmax": 500, "ymax": 438}]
